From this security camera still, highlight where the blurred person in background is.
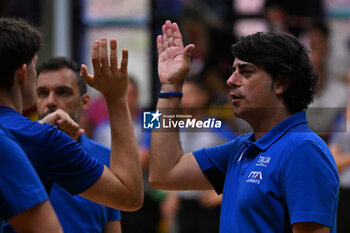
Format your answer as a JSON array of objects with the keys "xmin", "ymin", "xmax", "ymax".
[
  {"xmin": 328, "ymin": 69, "xmax": 350, "ymax": 233},
  {"xmin": 306, "ymin": 21, "xmax": 347, "ymax": 142},
  {"xmin": 36, "ymin": 57, "xmax": 122, "ymax": 233},
  {"xmin": 264, "ymin": 0, "xmax": 325, "ymax": 36}
]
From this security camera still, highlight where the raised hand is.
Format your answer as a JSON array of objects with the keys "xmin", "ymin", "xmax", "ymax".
[
  {"xmin": 157, "ymin": 20, "xmax": 195, "ymax": 91},
  {"xmin": 80, "ymin": 38, "xmax": 129, "ymax": 101}
]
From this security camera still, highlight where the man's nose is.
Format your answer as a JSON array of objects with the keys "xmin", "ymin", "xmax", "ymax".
[
  {"xmin": 46, "ymin": 92, "xmax": 57, "ymax": 107},
  {"xmin": 226, "ymin": 73, "xmax": 242, "ymax": 87}
]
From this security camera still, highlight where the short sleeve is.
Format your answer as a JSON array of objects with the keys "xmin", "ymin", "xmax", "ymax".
[
  {"xmin": 45, "ymin": 124, "xmax": 104, "ymax": 195},
  {"xmin": 0, "ymin": 135, "xmax": 48, "ymax": 220},
  {"xmin": 107, "ymin": 208, "xmax": 121, "ymax": 221},
  {"xmin": 193, "ymin": 142, "xmax": 233, "ymax": 194},
  {"xmin": 281, "ymin": 141, "xmax": 339, "ymax": 227}
]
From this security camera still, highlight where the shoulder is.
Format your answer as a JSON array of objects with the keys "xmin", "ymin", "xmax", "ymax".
[
  {"xmin": 281, "ymin": 128, "xmax": 337, "ymax": 178},
  {"xmin": 0, "ymin": 132, "xmax": 48, "ymax": 219},
  {"xmin": 0, "ymin": 109, "xmax": 58, "ymax": 138},
  {"xmin": 215, "ymin": 133, "xmax": 252, "ymax": 152},
  {"xmin": 280, "ymin": 126, "xmax": 331, "ymax": 163},
  {"xmin": 286, "ymin": 125, "xmax": 330, "ymax": 152},
  {"xmin": 0, "ymin": 131, "xmax": 26, "ymax": 161},
  {"xmin": 194, "ymin": 133, "xmax": 252, "ymax": 164}
]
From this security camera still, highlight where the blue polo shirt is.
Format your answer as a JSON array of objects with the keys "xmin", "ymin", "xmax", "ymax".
[
  {"xmin": 0, "ymin": 124, "xmax": 47, "ymax": 221},
  {"xmin": 49, "ymin": 134, "xmax": 120, "ymax": 233},
  {"xmin": 194, "ymin": 111, "xmax": 339, "ymax": 233},
  {"xmin": 0, "ymin": 106, "xmax": 104, "ymax": 195}
]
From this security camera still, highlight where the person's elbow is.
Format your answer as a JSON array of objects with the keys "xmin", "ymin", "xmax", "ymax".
[
  {"xmin": 148, "ymin": 173, "xmax": 167, "ymax": 190},
  {"xmin": 122, "ymin": 190, "xmax": 144, "ymax": 211}
]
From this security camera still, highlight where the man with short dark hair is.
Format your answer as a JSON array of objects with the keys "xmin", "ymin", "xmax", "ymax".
[
  {"xmin": 36, "ymin": 57, "xmax": 122, "ymax": 233},
  {"xmin": 0, "ymin": 16, "xmax": 142, "ymax": 227},
  {"xmin": 149, "ymin": 20, "xmax": 339, "ymax": 233},
  {"xmin": 0, "ymin": 17, "xmax": 63, "ymax": 233}
]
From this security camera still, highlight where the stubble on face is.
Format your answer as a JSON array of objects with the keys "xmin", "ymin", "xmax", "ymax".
[
  {"xmin": 37, "ymin": 103, "xmax": 81, "ymax": 123},
  {"xmin": 36, "ymin": 68, "xmax": 83, "ymax": 123}
]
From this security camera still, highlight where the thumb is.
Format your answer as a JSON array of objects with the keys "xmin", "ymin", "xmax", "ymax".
[
  {"xmin": 80, "ymin": 64, "xmax": 94, "ymax": 86},
  {"xmin": 183, "ymin": 44, "xmax": 195, "ymax": 61},
  {"xmin": 72, "ymin": 128, "xmax": 85, "ymax": 141}
]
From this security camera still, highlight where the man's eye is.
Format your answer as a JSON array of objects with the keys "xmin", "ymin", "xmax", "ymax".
[
  {"xmin": 241, "ymin": 70, "xmax": 252, "ymax": 75},
  {"xmin": 229, "ymin": 66, "xmax": 237, "ymax": 74},
  {"xmin": 37, "ymin": 91, "xmax": 48, "ymax": 97},
  {"xmin": 57, "ymin": 90, "xmax": 71, "ymax": 96}
]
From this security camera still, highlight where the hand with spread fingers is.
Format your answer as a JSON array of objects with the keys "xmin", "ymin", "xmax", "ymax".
[
  {"xmin": 80, "ymin": 38, "xmax": 129, "ymax": 101},
  {"xmin": 78, "ymin": 38, "xmax": 143, "ymax": 211},
  {"xmin": 157, "ymin": 20, "xmax": 195, "ymax": 91}
]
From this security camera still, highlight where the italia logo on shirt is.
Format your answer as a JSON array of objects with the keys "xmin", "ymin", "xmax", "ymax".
[
  {"xmin": 256, "ymin": 156, "xmax": 271, "ymax": 167},
  {"xmin": 246, "ymin": 171, "xmax": 263, "ymax": 184}
]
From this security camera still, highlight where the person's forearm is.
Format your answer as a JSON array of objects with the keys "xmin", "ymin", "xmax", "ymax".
[
  {"xmin": 329, "ymin": 145, "xmax": 350, "ymax": 173},
  {"xmin": 79, "ymin": 38, "xmax": 143, "ymax": 210},
  {"xmin": 336, "ymin": 154, "xmax": 350, "ymax": 172},
  {"xmin": 149, "ymin": 90, "xmax": 184, "ymax": 188},
  {"xmin": 149, "ymin": 20, "xmax": 197, "ymax": 189},
  {"xmin": 106, "ymin": 97, "xmax": 143, "ymax": 207},
  {"xmin": 103, "ymin": 220, "xmax": 122, "ymax": 233},
  {"xmin": 8, "ymin": 200, "xmax": 63, "ymax": 233}
]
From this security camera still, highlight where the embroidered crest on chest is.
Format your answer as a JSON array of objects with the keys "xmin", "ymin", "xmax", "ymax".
[{"xmin": 256, "ymin": 155, "xmax": 271, "ymax": 167}]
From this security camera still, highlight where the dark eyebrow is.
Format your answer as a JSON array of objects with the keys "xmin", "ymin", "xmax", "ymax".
[
  {"xmin": 230, "ymin": 62, "xmax": 257, "ymax": 71},
  {"xmin": 36, "ymin": 86, "xmax": 47, "ymax": 91},
  {"xmin": 237, "ymin": 63, "xmax": 256, "ymax": 69},
  {"xmin": 36, "ymin": 85, "xmax": 73, "ymax": 92},
  {"xmin": 55, "ymin": 86, "xmax": 73, "ymax": 91}
]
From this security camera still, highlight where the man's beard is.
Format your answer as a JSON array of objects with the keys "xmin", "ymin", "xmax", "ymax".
[
  {"xmin": 38, "ymin": 107, "xmax": 79, "ymax": 123},
  {"xmin": 38, "ymin": 107, "xmax": 57, "ymax": 120}
]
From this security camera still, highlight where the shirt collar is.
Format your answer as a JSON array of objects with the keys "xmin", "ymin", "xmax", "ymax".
[{"xmin": 253, "ymin": 111, "xmax": 307, "ymax": 151}]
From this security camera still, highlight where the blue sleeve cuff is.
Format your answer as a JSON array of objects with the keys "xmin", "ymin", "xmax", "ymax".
[
  {"xmin": 108, "ymin": 208, "xmax": 121, "ymax": 221},
  {"xmin": 290, "ymin": 211, "xmax": 334, "ymax": 228}
]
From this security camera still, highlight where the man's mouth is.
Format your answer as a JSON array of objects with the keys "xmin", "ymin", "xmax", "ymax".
[
  {"xmin": 39, "ymin": 108, "xmax": 57, "ymax": 120},
  {"xmin": 230, "ymin": 94, "xmax": 242, "ymax": 105}
]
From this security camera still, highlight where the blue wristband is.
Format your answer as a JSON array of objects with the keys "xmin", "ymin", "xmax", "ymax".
[{"xmin": 158, "ymin": 92, "xmax": 183, "ymax": 98}]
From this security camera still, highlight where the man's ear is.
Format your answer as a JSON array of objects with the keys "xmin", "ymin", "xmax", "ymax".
[
  {"xmin": 274, "ymin": 76, "xmax": 289, "ymax": 95},
  {"xmin": 81, "ymin": 93, "xmax": 90, "ymax": 111},
  {"xmin": 16, "ymin": 64, "xmax": 28, "ymax": 85}
]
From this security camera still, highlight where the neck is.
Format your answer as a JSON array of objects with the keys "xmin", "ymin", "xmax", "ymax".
[
  {"xmin": 0, "ymin": 88, "xmax": 23, "ymax": 113},
  {"xmin": 245, "ymin": 108, "xmax": 292, "ymax": 141}
]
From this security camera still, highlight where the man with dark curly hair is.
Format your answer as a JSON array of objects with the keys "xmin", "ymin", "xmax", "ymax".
[{"xmin": 149, "ymin": 20, "xmax": 339, "ymax": 233}]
